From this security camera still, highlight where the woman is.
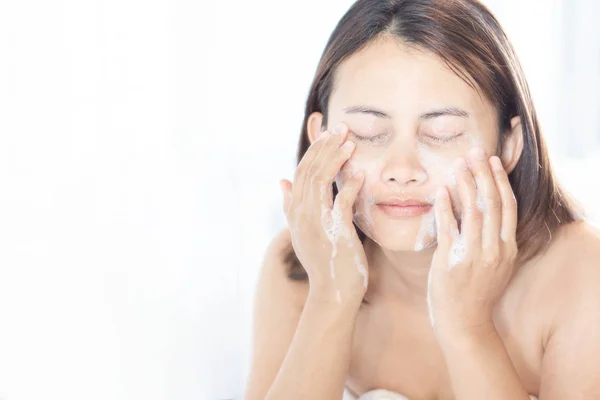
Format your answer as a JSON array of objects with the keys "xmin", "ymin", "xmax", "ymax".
[{"xmin": 245, "ymin": 0, "xmax": 600, "ymax": 399}]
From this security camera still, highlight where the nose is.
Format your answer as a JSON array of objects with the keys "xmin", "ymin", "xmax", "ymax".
[{"xmin": 380, "ymin": 142, "xmax": 428, "ymax": 187}]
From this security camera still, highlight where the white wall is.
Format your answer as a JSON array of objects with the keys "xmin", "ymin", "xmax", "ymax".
[{"xmin": 0, "ymin": 1, "xmax": 597, "ymax": 400}]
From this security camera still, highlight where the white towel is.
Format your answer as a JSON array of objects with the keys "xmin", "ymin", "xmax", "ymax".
[{"xmin": 344, "ymin": 388, "xmax": 538, "ymax": 400}]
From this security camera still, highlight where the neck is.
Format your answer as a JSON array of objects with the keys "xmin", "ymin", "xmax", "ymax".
[{"xmin": 365, "ymin": 238, "xmax": 436, "ymax": 309}]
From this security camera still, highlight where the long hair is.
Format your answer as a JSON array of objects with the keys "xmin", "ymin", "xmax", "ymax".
[{"xmin": 284, "ymin": 0, "xmax": 584, "ymax": 280}]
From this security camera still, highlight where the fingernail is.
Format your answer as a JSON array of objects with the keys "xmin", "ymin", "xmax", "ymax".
[
  {"xmin": 490, "ymin": 156, "xmax": 504, "ymax": 171},
  {"xmin": 470, "ymin": 146, "xmax": 486, "ymax": 160}
]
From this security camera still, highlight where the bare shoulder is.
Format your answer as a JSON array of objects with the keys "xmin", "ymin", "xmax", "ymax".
[
  {"xmin": 558, "ymin": 220, "xmax": 600, "ymax": 285},
  {"xmin": 517, "ymin": 221, "xmax": 600, "ymax": 396},
  {"xmin": 531, "ymin": 220, "xmax": 600, "ymax": 324},
  {"xmin": 502, "ymin": 221, "xmax": 600, "ymax": 360},
  {"xmin": 546, "ymin": 219, "xmax": 600, "ymax": 277}
]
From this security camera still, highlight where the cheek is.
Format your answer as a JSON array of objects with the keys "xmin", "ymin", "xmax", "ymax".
[
  {"xmin": 335, "ymin": 154, "xmax": 382, "ymax": 190},
  {"xmin": 416, "ymin": 144, "xmax": 458, "ymax": 188},
  {"xmin": 416, "ymin": 146, "xmax": 469, "ymax": 218}
]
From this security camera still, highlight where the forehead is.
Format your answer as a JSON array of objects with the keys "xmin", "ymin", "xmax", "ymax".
[{"xmin": 330, "ymin": 36, "xmax": 494, "ymax": 118}]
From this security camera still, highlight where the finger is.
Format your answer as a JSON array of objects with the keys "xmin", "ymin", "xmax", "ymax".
[
  {"xmin": 305, "ymin": 123, "xmax": 351, "ymax": 209},
  {"xmin": 454, "ymin": 156, "xmax": 481, "ymax": 250},
  {"xmin": 333, "ymin": 169, "xmax": 365, "ymax": 223},
  {"xmin": 433, "ymin": 185, "xmax": 458, "ymax": 252},
  {"xmin": 314, "ymin": 138, "xmax": 356, "ymax": 184},
  {"xmin": 467, "ymin": 146, "xmax": 501, "ymax": 251},
  {"xmin": 489, "ymin": 156, "xmax": 518, "ymax": 243},
  {"xmin": 292, "ymin": 129, "xmax": 330, "ymax": 208},
  {"xmin": 312, "ymin": 139, "xmax": 356, "ymax": 209}
]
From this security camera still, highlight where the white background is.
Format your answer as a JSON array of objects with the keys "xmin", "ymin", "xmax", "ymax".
[{"xmin": 0, "ymin": 1, "xmax": 598, "ymax": 399}]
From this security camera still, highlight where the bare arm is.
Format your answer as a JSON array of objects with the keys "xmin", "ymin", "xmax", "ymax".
[
  {"xmin": 265, "ymin": 291, "xmax": 361, "ymax": 400},
  {"xmin": 436, "ymin": 323, "xmax": 531, "ymax": 400},
  {"xmin": 244, "ymin": 228, "xmax": 362, "ymax": 400},
  {"xmin": 246, "ymin": 124, "xmax": 368, "ymax": 399}
]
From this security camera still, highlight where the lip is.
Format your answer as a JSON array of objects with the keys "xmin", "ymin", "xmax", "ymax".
[
  {"xmin": 378, "ymin": 199, "xmax": 431, "ymax": 207},
  {"xmin": 377, "ymin": 204, "xmax": 432, "ymax": 217},
  {"xmin": 376, "ymin": 198, "xmax": 432, "ymax": 218}
]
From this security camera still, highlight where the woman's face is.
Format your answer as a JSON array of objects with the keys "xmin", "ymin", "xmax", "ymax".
[{"xmin": 325, "ymin": 36, "xmax": 501, "ymax": 252}]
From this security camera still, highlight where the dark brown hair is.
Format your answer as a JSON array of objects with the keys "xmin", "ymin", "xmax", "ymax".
[{"xmin": 284, "ymin": 0, "xmax": 584, "ymax": 280}]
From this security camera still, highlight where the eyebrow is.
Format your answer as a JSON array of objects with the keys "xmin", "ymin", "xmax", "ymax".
[{"xmin": 343, "ymin": 105, "xmax": 470, "ymax": 120}]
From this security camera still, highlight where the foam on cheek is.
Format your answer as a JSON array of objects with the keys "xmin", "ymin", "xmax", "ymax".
[
  {"xmin": 355, "ymin": 193, "xmax": 376, "ymax": 235},
  {"xmin": 466, "ymin": 133, "xmax": 483, "ymax": 147},
  {"xmin": 414, "ymin": 145, "xmax": 456, "ymax": 252},
  {"xmin": 417, "ymin": 143, "xmax": 457, "ymax": 189},
  {"xmin": 414, "ymin": 194, "xmax": 437, "ymax": 251},
  {"xmin": 342, "ymin": 158, "xmax": 381, "ymax": 239}
]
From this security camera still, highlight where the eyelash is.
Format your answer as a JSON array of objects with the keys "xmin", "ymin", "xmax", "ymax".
[
  {"xmin": 351, "ymin": 132, "xmax": 464, "ymax": 143},
  {"xmin": 351, "ymin": 132, "xmax": 390, "ymax": 142},
  {"xmin": 423, "ymin": 133, "xmax": 464, "ymax": 143}
]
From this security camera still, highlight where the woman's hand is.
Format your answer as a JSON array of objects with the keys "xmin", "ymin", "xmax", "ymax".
[
  {"xmin": 280, "ymin": 123, "xmax": 369, "ymax": 306},
  {"xmin": 427, "ymin": 146, "xmax": 518, "ymax": 339}
]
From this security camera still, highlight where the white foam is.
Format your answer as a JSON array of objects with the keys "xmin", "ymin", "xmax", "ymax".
[
  {"xmin": 450, "ymin": 226, "xmax": 460, "ymax": 237},
  {"xmin": 446, "ymin": 169, "xmax": 457, "ymax": 188},
  {"xmin": 330, "ymin": 245, "xmax": 337, "ymax": 279},
  {"xmin": 323, "ymin": 202, "xmax": 350, "ymax": 267},
  {"xmin": 361, "ymin": 194, "xmax": 376, "ymax": 234},
  {"xmin": 500, "ymin": 228, "xmax": 508, "ymax": 242},
  {"xmin": 417, "ymin": 143, "xmax": 457, "ymax": 189},
  {"xmin": 414, "ymin": 194, "xmax": 437, "ymax": 251},
  {"xmin": 448, "ymin": 233, "xmax": 467, "ymax": 269},
  {"xmin": 476, "ymin": 186, "xmax": 485, "ymax": 213},
  {"xmin": 426, "ymin": 267, "xmax": 435, "ymax": 329},
  {"xmin": 354, "ymin": 252, "xmax": 369, "ymax": 288},
  {"xmin": 322, "ymin": 185, "xmax": 373, "ymax": 300},
  {"xmin": 414, "ymin": 209, "xmax": 436, "ymax": 251},
  {"xmin": 467, "ymin": 133, "xmax": 483, "ymax": 147}
]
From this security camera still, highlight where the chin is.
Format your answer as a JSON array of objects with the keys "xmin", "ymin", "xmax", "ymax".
[
  {"xmin": 355, "ymin": 214, "xmax": 438, "ymax": 252},
  {"xmin": 370, "ymin": 233, "xmax": 438, "ymax": 252}
]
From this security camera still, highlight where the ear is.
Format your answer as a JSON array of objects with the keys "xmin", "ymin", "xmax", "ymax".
[
  {"xmin": 499, "ymin": 116, "xmax": 523, "ymax": 174},
  {"xmin": 307, "ymin": 112, "xmax": 325, "ymax": 144}
]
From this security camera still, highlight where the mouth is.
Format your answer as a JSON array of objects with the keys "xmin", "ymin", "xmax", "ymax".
[
  {"xmin": 375, "ymin": 199, "xmax": 433, "ymax": 218},
  {"xmin": 377, "ymin": 204, "xmax": 432, "ymax": 218}
]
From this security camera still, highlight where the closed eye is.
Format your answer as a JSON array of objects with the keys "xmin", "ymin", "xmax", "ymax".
[
  {"xmin": 422, "ymin": 133, "xmax": 464, "ymax": 143},
  {"xmin": 351, "ymin": 132, "xmax": 390, "ymax": 142}
]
